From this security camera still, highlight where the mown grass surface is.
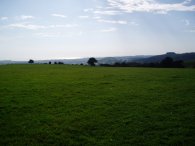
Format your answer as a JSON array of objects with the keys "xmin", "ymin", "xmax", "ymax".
[{"xmin": 0, "ymin": 64, "xmax": 195, "ymax": 145}]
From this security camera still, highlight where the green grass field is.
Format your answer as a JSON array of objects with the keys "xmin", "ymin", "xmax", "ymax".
[{"xmin": 0, "ymin": 65, "xmax": 195, "ymax": 145}]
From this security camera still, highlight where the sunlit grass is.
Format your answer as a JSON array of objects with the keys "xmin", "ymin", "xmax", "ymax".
[{"xmin": 0, "ymin": 65, "xmax": 195, "ymax": 145}]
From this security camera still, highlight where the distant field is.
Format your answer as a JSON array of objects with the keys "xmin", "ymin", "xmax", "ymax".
[{"xmin": 0, "ymin": 65, "xmax": 195, "ymax": 145}]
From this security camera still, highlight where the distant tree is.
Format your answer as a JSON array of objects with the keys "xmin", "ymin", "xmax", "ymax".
[
  {"xmin": 87, "ymin": 57, "xmax": 98, "ymax": 66},
  {"xmin": 160, "ymin": 57, "xmax": 173, "ymax": 67},
  {"xmin": 49, "ymin": 61, "xmax": 51, "ymax": 64},
  {"xmin": 58, "ymin": 62, "xmax": 64, "ymax": 64},
  {"xmin": 80, "ymin": 63, "xmax": 83, "ymax": 66},
  {"xmin": 54, "ymin": 62, "xmax": 57, "ymax": 64},
  {"xmin": 28, "ymin": 59, "xmax": 34, "ymax": 64}
]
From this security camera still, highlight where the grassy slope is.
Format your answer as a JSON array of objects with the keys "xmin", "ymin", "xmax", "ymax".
[{"xmin": 0, "ymin": 65, "xmax": 195, "ymax": 145}]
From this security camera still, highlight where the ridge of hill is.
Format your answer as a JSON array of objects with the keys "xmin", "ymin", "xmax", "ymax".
[
  {"xmin": 1, "ymin": 52, "xmax": 195, "ymax": 65},
  {"xmin": 134, "ymin": 52, "xmax": 195, "ymax": 63}
]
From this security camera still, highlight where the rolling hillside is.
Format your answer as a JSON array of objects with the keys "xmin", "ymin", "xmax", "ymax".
[{"xmin": 134, "ymin": 52, "xmax": 195, "ymax": 63}]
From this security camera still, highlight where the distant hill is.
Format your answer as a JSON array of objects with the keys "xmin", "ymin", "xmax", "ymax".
[
  {"xmin": 0, "ymin": 56, "xmax": 151, "ymax": 65},
  {"xmin": 36, "ymin": 56, "xmax": 151, "ymax": 65},
  {"xmin": 0, "ymin": 60, "xmax": 27, "ymax": 64},
  {"xmin": 1, "ymin": 52, "xmax": 195, "ymax": 65},
  {"xmin": 0, "ymin": 60, "xmax": 12, "ymax": 64},
  {"xmin": 36, "ymin": 58, "xmax": 89, "ymax": 65},
  {"xmin": 134, "ymin": 52, "xmax": 195, "ymax": 63},
  {"xmin": 98, "ymin": 55, "xmax": 151, "ymax": 64}
]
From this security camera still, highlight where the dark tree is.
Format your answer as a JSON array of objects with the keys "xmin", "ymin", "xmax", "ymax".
[
  {"xmin": 173, "ymin": 60, "xmax": 184, "ymax": 68},
  {"xmin": 28, "ymin": 59, "xmax": 34, "ymax": 64},
  {"xmin": 87, "ymin": 57, "xmax": 98, "ymax": 66},
  {"xmin": 49, "ymin": 61, "xmax": 51, "ymax": 64},
  {"xmin": 58, "ymin": 62, "xmax": 64, "ymax": 64},
  {"xmin": 160, "ymin": 57, "xmax": 173, "ymax": 67}
]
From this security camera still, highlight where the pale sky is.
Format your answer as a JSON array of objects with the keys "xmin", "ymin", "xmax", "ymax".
[{"xmin": 0, "ymin": 0, "xmax": 195, "ymax": 60}]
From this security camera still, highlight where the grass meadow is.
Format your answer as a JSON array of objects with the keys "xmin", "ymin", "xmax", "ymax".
[{"xmin": 0, "ymin": 64, "xmax": 195, "ymax": 145}]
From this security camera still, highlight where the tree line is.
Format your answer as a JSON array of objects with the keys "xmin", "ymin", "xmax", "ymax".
[
  {"xmin": 100, "ymin": 57, "xmax": 184, "ymax": 68},
  {"xmin": 28, "ymin": 57, "xmax": 185, "ymax": 68}
]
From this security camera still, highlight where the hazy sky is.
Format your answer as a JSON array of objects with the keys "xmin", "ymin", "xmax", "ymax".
[{"xmin": 0, "ymin": 0, "xmax": 195, "ymax": 60}]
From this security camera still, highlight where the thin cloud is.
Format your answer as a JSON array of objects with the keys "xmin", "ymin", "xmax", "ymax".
[
  {"xmin": 61, "ymin": 24, "xmax": 78, "ymax": 28},
  {"xmin": 20, "ymin": 15, "xmax": 35, "ymax": 20},
  {"xmin": 101, "ymin": 27, "xmax": 117, "ymax": 32},
  {"xmin": 184, "ymin": 19, "xmax": 190, "ymax": 26},
  {"xmin": 78, "ymin": 16, "xmax": 89, "ymax": 19},
  {"xmin": 8, "ymin": 23, "xmax": 45, "ymax": 30},
  {"xmin": 77, "ymin": 31, "xmax": 83, "ymax": 36},
  {"xmin": 35, "ymin": 31, "xmax": 83, "ymax": 38},
  {"xmin": 48, "ymin": 24, "xmax": 78, "ymax": 28},
  {"xmin": 84, "ymin": 8, "xmax": 94, "ymax": 12},
  {"xmin": 93, "ymin": 16, "xmax": 101, "ymax": 20},
  {"xmin": 185, "ymin": 27, "xmax": 195, "ymax": 33},
  {"xmin": 129, "ymin": 21, "xmax": 139, "ymax": 26},
  {"xmin": 186, "ymin": 26, "xmax": 195, "ymax": 32},
  {"xmin": 98, "ymin": 19, "xmax": 127, "ymax": 24},
  {"xmin": 51, "ymin": 14, "xmax": 67, "ymax": 18},
  {"xmin": 35, "ymin": 32, "xmax": 61, "ymax": 38},
  {"xmin": 94, "ymin": 10, "xmax": 121, "ymax": 15},
  {"xmin": 107, "ymin": 0, "xmax": 195, "ymax": 14},
  {"xmin": 1, "ymin": 17, "xmax": 8, "ymax": 20},
  {"xmin": 7, "ymin": 23, "xmax": 78, "ymax": 30},
  {"xmin": 188, "ymin": 30, "xmax": 195, "ymax": 33}
]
